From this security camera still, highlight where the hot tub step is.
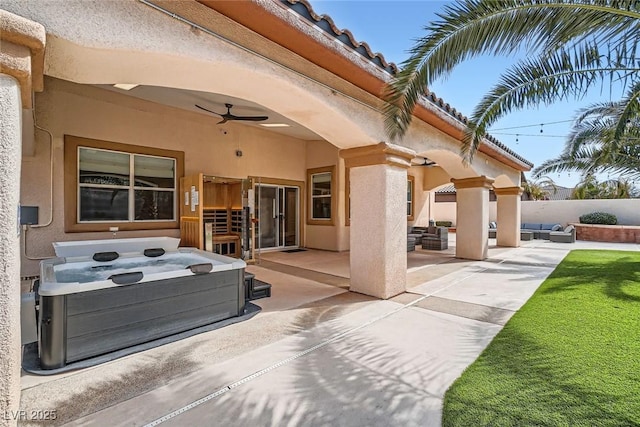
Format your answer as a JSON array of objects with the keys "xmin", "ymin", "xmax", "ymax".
[{"xmin": 244, "ymin": 273, "xmax": 271, "ymax": 301}]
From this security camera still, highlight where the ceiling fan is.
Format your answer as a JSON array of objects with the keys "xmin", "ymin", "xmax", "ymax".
[
  {"xmin": 195, "ymin": 103, "xmax": 268, "ymax": 124},
  {"xmin": 411, "ymin": 157, "xmax": 437, "ymax": 167}
]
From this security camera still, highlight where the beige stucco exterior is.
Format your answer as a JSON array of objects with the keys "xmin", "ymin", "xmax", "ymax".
[
  {"xmin": 452, "ymin": 176, "xmax": 495, "ymax": 260},
  {"xmin": 0, "ymin": 0, "xmax": 535, "ymax": 415},
  {"xmin": 21, "ymin": 77, "xmax": 358, "ymax": 275},
  {"xmin": 1, "ymin": 0, "xmax": 533, "ymax": 292},
  {"xmin": 0, "ymin": 73, "xmax": 24, "ymax": 427},
  {"xmin": 0, "ymin": 10, "xmax": 45, "ymax": 426}
]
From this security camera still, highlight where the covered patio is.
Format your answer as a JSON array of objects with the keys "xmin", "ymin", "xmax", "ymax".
[
  {"xmin": 2, "ymin": 0, "xmax": 534, "ymax": 419},
  {"xmin": 18, "ymin": 236, "xmax": 629, "ymax": 426}
]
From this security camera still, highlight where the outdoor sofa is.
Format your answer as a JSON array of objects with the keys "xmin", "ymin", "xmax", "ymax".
[
  {"xmin": 549, "ymin": 225, "xmax": 576, "ymax": 243},
  {"xmin": 521, "ymin": 222, "xmax": 563, "ymax": 239},
  {"xmin": 488, "ymin": 222, "xmax": 562, "ymax": 240}
]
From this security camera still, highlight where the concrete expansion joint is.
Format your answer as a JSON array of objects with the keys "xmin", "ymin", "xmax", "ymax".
[{"xmin": 143, "ymin": 247, "xmax": 547, "ymax": 425}]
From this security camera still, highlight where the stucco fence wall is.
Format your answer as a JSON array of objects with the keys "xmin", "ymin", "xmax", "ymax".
[{"xmin": 433, "ymin": 199, "xmax": 640, "ymax": 227}]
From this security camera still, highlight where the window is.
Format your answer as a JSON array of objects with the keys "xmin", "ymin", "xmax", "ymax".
[
  {"xmin": 307, "ymin": 166, "xmax": 335, "ymax": 225},
  {"xmin": 407, "ymin": 175, "xmax": 415, "ymax": 220},
  {"xmin": 312, "ymin": 173, "xmax": 331, "ymax": 219},
  {"xmin": 65, "ymin": 135, "xmax": 184, "ymax": 232},
  {"xmin": 78, "ymin": 148, "xmax": 176, "ymax": 222}
]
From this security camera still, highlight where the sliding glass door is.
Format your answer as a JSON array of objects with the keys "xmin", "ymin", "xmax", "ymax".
[{"xmin": 255, "ymin": 184, "xmax": 299, "ymax": 250}]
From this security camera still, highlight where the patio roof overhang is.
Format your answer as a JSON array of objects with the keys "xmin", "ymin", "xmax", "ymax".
[{"xmin": 197, "ymin": 0, "xmax": 533, "ymax": 172}]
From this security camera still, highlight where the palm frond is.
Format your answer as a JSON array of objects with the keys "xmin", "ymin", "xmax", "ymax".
[
  {"xmin": 462, "ymin": 45, "xmax": 640, "ymax": 160},
  {"xmin": 384, "ymin": 0, "xmax": 640, "ymax": 163}
]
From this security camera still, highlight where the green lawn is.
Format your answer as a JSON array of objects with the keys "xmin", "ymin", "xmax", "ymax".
[{"xmin": 443, "ymin": 250, "xmax": 640, "ymax": 427}]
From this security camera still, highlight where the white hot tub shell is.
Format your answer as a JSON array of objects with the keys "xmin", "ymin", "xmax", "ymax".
[{"xmin": 38, "ymin": 238, "xmax": 246, "ymax": 369}]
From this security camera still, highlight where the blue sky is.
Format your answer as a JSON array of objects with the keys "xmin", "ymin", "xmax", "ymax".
[{"xmin": 311, "ymin": 0, "xmax": 624, "ymax": 187}]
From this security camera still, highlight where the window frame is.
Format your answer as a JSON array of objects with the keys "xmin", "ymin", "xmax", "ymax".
[
  {"xmin": 407, "ymin": 175, "xmax": 415, "ymax": 221},
  {"xmin": 307, "ymin": 166, "xmax": 336, "ymax": 226},
  {"xmin": 64, "ymin": 135, "xmax": 184, "ymax": 232}
]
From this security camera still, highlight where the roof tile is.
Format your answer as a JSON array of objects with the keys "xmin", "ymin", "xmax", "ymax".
[{"xmin": 282, "ymin": 0, "xmax": 533, "ymax": 169}]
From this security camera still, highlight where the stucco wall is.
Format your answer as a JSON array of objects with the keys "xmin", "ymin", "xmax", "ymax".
[
  {"xmin": 20, "ymin": 78, "xmax": 314, "ymax": 276},
  {"xmin": 431, "ymin": 201, "xmax": 497, "ymax": 227},
  {"xmin": 521, "ymin": 199, "xmax": 640, "ymax": 226},
  {"xmin": 432, "ymin": 198, "xmax": 640, "ymax": 227}
]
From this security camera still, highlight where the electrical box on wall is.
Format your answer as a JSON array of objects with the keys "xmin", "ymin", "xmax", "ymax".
[{"xmin": 20, "ymin": 206, "xmax": 39, "ymax": 225}]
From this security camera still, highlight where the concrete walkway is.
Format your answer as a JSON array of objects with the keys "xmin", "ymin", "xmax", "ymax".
[{"xmin": 20, "ymin": 240, "xmax": 639, "ymax": 426}]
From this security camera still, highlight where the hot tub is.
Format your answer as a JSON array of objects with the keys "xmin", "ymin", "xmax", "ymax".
[{"xmin": 38, "ymin": 238, "xmax": 245, "ymax": 369}]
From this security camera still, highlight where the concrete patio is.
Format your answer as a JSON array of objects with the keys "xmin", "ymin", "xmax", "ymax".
[{"xmin": 19, "ymin": 238, "xmax": 640, "ymax": 426}]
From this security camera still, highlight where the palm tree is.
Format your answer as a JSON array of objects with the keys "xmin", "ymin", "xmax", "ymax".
[
  {"xmin": 384, "ymin": 0, "xmax": 640, "ymax": 162},
  {"xmin": 571, "ymin": 174, "xmax": 637, "ymax": 198},
  {"xmin": 533, "ymin": 81, "xmax": 640, "ymax": 181},
  {"xmin": 522, "ymin": 175, "xmax": 558, "ymax": 200}
]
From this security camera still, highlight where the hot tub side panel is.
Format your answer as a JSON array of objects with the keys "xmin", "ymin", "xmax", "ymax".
[{"xmin": 39, "ymin": 268, "xmax": 245, "ymax": 369}]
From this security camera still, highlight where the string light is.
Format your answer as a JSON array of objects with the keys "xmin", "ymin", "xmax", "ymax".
[
  {"xmin": 489, "ymin": 119, "xmax": 573, "ymax": 131},
  {"xmin": 491, "ymin": 132, "xmax": 566, "ymax": 138}
]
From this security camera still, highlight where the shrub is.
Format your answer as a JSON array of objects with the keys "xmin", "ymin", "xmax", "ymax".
[
  {"xmin": 579, "ymin": 212, "xmax": 617, "ymax": 225},
  {"xmin": 436, "ymin": 221, "xmax": 453, "ymax": 227}
]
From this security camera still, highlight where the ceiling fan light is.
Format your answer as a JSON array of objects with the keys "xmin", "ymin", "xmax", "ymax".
[
  {"xmin": 259, "ymin": 123, "xmax": 290, "ymax": 128},
  {"xmin": 113, "ymin": 83, "xmax": 139, "ymax": 90}
]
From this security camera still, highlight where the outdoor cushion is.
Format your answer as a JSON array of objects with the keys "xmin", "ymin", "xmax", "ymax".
[
  {"xmin": 522, "ymin": 223, "xmax": 541, "ymax": 230},
  {"xmin": 540, "ymin": 223, "xmax": 561, "ymax": 230},
  {"xmin": 564, "ymin": 225, "xmax": 574, "ymax": 233},
  {"xmin": 489, "ymin": 221, "xmax": 497, "ymax": 229}
]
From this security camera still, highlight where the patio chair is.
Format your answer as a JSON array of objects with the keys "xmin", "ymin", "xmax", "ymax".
[
  {"xmin": 422, "ymin": 226, "xmax": 448, "ymax": 250},
  {"xmin": 549, "ymin": 225, "xmax": 576, "ymax": 243}
]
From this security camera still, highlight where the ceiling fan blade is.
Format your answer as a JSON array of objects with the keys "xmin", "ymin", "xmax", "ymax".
[
  {"xmin": 195, "ymin": 104, "xmax": 222, "ymax": 116},
  {"xmin": 229, "ymin": 115, "xmax": 269, "ymax": 122},
  {"xmin": 197, "ymin": 103, "xmax": 268, "ymax": 123}
]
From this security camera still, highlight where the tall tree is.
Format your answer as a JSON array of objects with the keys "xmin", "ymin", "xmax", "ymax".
[
  {"xmin": 533, "ymin": 81, "xmax": 640, "ymax": 181},
  {"xmin": 571, "ymin": 174, "xmax": 637, "ymax": 198},
  {"xmin": 522, "ymin": 176, "xmax": 558, "ymax": 200},
  {"xmin": 384, "ymin": 0, "xmax": 640, "ymax": 162}
]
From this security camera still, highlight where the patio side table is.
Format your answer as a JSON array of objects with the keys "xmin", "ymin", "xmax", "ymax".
[{"xmin": 520, "ymin": 231, "xmax": 534, "ymax": 241}]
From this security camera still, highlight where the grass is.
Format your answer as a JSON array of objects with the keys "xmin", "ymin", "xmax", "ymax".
[{"xmin": 443, "ymin": 250, "xmax": 640, "ymax": 427}]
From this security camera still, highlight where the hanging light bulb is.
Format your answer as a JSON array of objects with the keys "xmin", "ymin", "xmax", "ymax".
[
  {"xmin": 540, "ymin": 124, "xmax": 544, "ymax": 134},
  {"xmin": 515, "ymin": 134, "xmax": 519, "ymax": 144}
]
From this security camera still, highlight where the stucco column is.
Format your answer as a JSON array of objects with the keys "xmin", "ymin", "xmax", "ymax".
[
  {"xmin": 0, "ymin": 73, "xmax": 23, "ymax": 427},
  {"xmin": 494, "ymin": 186, "xmax": 523, "ymax": 247},
  {"xmin": 0, "ymin": 11, "xmax": 46, "ymax": 425},
  {"xmin": 452, "ymin": 176, "xmax": 494, "ymax": 260},
  {"xmin": 341, "ymin": 142, "xmax": 415, "ymax": 299}
]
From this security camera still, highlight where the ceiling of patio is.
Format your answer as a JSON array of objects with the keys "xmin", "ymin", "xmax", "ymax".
[{"xmin": 96, "ymin": 84, "xmax": 323, "ymax": 141}]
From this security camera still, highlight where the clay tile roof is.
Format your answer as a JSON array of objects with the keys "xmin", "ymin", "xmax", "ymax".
[
  {"xmin": 282, "ymin": 0, "xmax": 533, "ymax": 169},
  {"xmin": 435, "ymin": 184, "xmax": 456, "ymax": 193},
  {"xmin": 284, "ymin": 0, "xmax": 398, "ymax": 74}
]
